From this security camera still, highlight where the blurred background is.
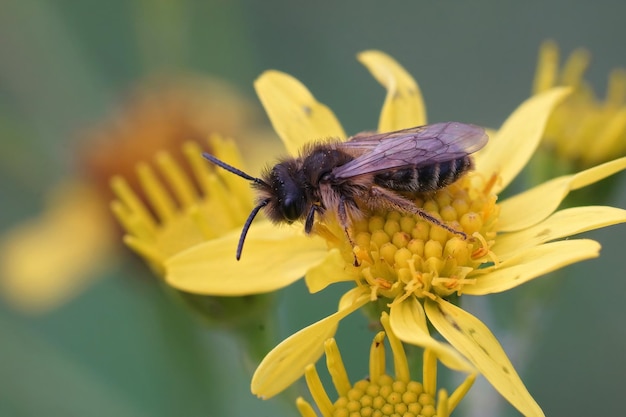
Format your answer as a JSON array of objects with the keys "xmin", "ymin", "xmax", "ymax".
[{"xmin": 1, "ymin": 1, "xmax": 625, "ymax": 416}]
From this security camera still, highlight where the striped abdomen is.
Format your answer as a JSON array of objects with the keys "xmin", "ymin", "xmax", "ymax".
[{"xmin": 373, "ymin": 156, "xmax": 473, "ymax": 193}]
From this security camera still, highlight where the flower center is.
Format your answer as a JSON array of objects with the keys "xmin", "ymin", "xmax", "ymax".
[
  {"xmin": 333, "ymin": 374, "xmax": 436, "ymax": 417},
  {"xmin": 321, "ymin": 173, "xmax": 499, "ymax": 302}
]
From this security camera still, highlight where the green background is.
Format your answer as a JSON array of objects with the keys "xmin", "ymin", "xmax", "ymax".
[{"xmin": 1, "ymin": 1, "xmax": 625, "ymax": 416}]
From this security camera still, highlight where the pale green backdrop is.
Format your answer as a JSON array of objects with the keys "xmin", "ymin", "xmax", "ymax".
[{"xmin": 1, "ymin": 1, "xmax": 624, "ymax": 416}]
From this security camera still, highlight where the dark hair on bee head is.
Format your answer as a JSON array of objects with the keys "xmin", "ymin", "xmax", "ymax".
[{"xmin": 202, "ymin": 153, "xmax": 270, "ymax": 260}]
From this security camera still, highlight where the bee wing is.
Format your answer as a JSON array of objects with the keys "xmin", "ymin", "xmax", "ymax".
[{"xmin": 333, "ymin": 122, "xmax": 488, "ymax": 179}]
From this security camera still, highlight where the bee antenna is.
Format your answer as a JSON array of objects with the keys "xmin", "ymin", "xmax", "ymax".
[
  {"xmin": 237, "ymin": 199, "xmax": 270, "ymax": 260},
  {"xmin": 202, "ymin": 152, "xmax": 268, "ymax": 186}
]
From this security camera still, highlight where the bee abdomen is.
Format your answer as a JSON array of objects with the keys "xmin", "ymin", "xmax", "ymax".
[{"xmin": 374, "ymin": 156, "xmax": 473, "ymax": 193}]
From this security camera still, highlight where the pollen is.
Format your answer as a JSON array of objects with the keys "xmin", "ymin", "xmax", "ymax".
[{"xmin": 331, "ymin": 173, "xmax": 499, "ymax": 301}]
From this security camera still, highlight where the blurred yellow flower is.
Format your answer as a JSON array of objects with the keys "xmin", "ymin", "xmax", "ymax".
[
  {"xmin": 0, "ymin": 180, "xmax": 115, "ymax": 312},
  {"xmin": 160, "ymin": 51, "xmax": 626, "ymax": 417},
  {"xmin": 296, "ymin": 312, "xmax": 476, "ymax": 417},
  {"xmin": 533, "ymin": 40, "xmax": 626, "ymax": 168},
  {"xmin": 0, "ymin": 76, "xmax": 264, "ymax": 313}
]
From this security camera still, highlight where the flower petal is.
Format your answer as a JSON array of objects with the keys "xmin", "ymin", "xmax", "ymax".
[
  {"xmin": 474, "ymin": 87, "xmax": 570, "ymax": 193},
  {"xmin": 532, "ymin": 40, "xmax": 559, "ymax": 94},
  {"xmin": 254, "ymin": 70, "xmax": 346, "ymax": 155},
  {"xmin": 358, "ymin": 50, "xmax": 427, "ymax": 131},
  {"xmin": 493, "ymin": 206, "xmax": 626, "ymax": 259},
  {"xmin": 389, "ymin": 297, "xmax": 474, "ymax": 373},
  {"xmin": 498, "ymin": 157, "xmax": 626, "ymax": 231},
  {"xmin": 165, "ymin": 221, "xmax": 328, "ymax": 295},
  {"xmin": 425, "ymin": 298, "xmax": 544, "ymax": 417},
  {"xmin": 305, "ymin": 248, "xmax": 355, "ymax": 293},
  {"xmin": 0, "ymin": 180, "xmax": 115, "ymax": 313},
  {"xmin": 251, "ymin": 287, "xmax": 369, "ymax": 399},
  {"xmin": 466, "ymin": 239, "xmax": 600, "ymax": 295}
]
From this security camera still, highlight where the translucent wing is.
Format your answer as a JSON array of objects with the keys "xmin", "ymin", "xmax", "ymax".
[{"xmin": 333, "ymin": 122, "xmax": 488, "ymax": 179}]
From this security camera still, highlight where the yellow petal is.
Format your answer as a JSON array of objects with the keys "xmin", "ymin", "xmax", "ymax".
[
  {"xmin": 474, "ymin": 87, "xmax": 571, "ymax": 193},
  {"xmin": 165, "ymin": 221, "xmax": 328, "ymax": 295},
  {"xmin": 254, "ymin": 70, "xmax": 346, "ymax": 155},
  {"xmin": 560, "ymin": 47, "xmax": 590, "ymax": 87},
  {"xmin": 583, "ymin": 107, "xmax": 626, "ymax": 166},
  {"xmin": 251, "ymin": 287, "xmax": 369, "ymax": 399},
  {"xmin": 389, "ymin": 297, "xmax": 474, "ymax": 373},
  {"xmin": 305, "ymin": 248, "xmax": 354, "ymax": 293},
  {"xmin": 493, "ymin": 206, "xmax": 626, "ymax": 259},
  {"xmin": 498, "ymin": 157, "xmax": 626, "ymax": 231},
  {"xmin": 358, "ymin": 50, "xmax": 427, "ymax": 131},
  {"xmin": 532, "ymin": 40, "xmax": 559, "ymax": 94},
  {"xmin": 296, "ymin": 398, "xmax": 317, "ymax": 417},
  {"xmin": 465, "ymin": 239, "xmax": 600, "ymax": 295},
  {"xmin": 0, "ymin": 180, "xmax": 115, "ymax": 313},
  {"xmin": 425, "ymin": 298, "xmax": 545, "ymax": 417}
]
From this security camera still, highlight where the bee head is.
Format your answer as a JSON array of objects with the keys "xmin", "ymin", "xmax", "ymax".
[
  {"xmin": 265, "ymin": 161, "xmax": 307, "ymax": 223},
  {"xmin": 203, "ymin": 153, "xmax": 314, "ymax": 260}
]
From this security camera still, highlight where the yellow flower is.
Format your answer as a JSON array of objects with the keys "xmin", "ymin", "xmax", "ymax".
[
  {"xmin": 296, "ymin": 312, "xmax": 476, "ymax": 417},
  {"xmin": 0, "ymin": 76, "xmax": 263, "ymax": 313},
  {"xmin": 533, "ymin": 40, "xmax": 626, "ymax": 168},
  {"xmin": 163, "ymin": 51, "xmax": 626, "ymax": 416},
  {"xmin": 110, "ymin": 134, "xmax": 324, "ymax": 288}
]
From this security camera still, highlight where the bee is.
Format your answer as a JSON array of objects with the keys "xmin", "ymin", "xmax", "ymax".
[{"xmin": 204, "ymin": 122, "xmax": 488, "ymax": 260}]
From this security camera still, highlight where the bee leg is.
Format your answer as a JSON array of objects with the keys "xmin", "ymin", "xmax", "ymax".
[
  {"xmin": 305, "ymin": 203, "xmax": 327, "ymax": 234},
  {"xmin": 337, "ymin": 197, "xmax": 360, "ymax": 266},
  {"xmin": 368, "ymin": 186, "xmax": 467, "ymax": 239},
  {"xmin": 304, "ymin": 205, "xmax": 317, "ymax": 234}
]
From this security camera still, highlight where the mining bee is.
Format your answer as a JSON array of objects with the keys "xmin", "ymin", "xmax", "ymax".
[{"xmin": 204, "ymin": 122, "xmax": 488, "ymax": 260}]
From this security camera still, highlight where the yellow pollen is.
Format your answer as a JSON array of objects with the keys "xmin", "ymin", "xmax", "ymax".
[
  {"xmin": 471, "ymin": 232, "xmax": 500, "ymax": 267},
  {"xmin": 375, "ymin": 277, "xmax": 393, "ymax": 290},
  {"xmin": 361, "ymin": 268, "xmax": 383, "ymax": 301}
]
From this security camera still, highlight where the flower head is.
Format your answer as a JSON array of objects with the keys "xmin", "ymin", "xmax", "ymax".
[
  {"xmin": 533, "ymin": 40, "xmax": 626, "ymax": 168},
  {"xmin": 81, "ymin": 76, "xmax": 261, "ymax": 204},
  {"xmin": 0, "ymin": 76, "xmax": 260, "ymax": 313},
  {"xmin": 164, "ymin": 51, "xmax": 626, "ymax": 416},
  {"xmin": 297, "ymin": 312, "xmax": 476, "ymax": 417},
  {"xmin": 110, "ymin": 133, "xmax": 326, "ymax": 292},
  {"xmin": 109, "ymin": 117, "xmax": 326, "ymax": 295}
]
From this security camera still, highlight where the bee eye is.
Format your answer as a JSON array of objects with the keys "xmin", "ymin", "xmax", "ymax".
[
  {"xmin": 282, "ymin": 196, "xmax": 304, "ymax": 221},
  {"xmin": 271, "ymin": 162, "xmax": 306, "ymax": 222}
]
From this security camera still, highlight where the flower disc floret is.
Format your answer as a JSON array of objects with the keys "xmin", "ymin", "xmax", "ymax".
[
  {"xmin": 324, "ymin": 172, "xmax": 499, "ymax": 303},
  {"xmin": 296, "ymin": 312, "xmax": 475, "ymax": 417},
  {"xmin": 333, "ymin": 375, "xmax": 435, "ymax": 417}
]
